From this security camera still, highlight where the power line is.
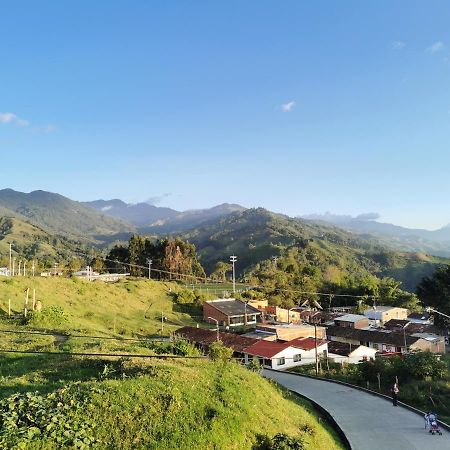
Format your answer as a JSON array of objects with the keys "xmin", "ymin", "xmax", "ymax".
[{"xmin": 0, "ymin": 349, "xmax": 209, "ymax": 359}]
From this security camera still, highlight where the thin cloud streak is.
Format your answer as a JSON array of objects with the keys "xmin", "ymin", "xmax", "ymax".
[
  {"xmin": 391, "ymin": 41, "xmax": 406, "ymax": 50},
  {"xmin": 426, "ymin": 41, "xmax": 444, "ymax": 53}
]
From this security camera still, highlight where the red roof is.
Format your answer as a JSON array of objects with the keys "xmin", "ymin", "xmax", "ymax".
[
  {"xmin": 175, "ymin": 326, "xmax": 257, "ymax": 353},
  {"xmin": 243, "ymin": 336, "xmax": 329, "ymax": 358},
  {"xmin": 290, "ymin": 337, "xmax": 328, "ymax": 350},
  {"xmin": 243, "ymin": 340, "xmax": 292, "ymax": 358}
]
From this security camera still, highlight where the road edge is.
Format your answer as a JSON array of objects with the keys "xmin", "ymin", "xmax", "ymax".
[
  {"xmin": 263, "ymin": 369, "xmax": 353, "ymax": 450},
  {"xmin": 280, "ymin": 369, "xmax": 450, "ymax": 432}
]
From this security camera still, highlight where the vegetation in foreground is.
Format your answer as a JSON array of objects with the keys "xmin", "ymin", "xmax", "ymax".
[
  {"xmin": 289, "ymin": 353, "xmax": 450, "ymax": 424},
  {"xmin": 0, "ymin": 353, "xmax": 345, "ymax": 450}
]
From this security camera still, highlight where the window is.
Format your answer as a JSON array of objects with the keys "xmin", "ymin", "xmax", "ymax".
[
  {"xmin": 278, "ymin": 357, "xmax": 285, "ymax": 366},
  {"xmin": 373, "ymin": 343, "xmax": 379, "ymax": 350},
  {"xmin": 293, "ymin": 354, "xmax": 302, "ymax": 362}
]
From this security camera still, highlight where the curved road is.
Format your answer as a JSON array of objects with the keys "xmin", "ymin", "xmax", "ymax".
[{"xmin": 263, "ymin": 370, "xmax": 450, "ymax": 450}]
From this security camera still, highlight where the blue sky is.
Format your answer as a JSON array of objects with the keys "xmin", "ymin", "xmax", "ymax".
[{"xmin": 1, "ymin": 1, "xmax": 450, "ymax": 229}]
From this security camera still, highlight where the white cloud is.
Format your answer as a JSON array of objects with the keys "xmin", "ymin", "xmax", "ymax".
[
  {"xmin": 281, "ymin": 101, "xmax": 296, "ymax": 112},
  {"xmin": 426, "ymin": 41, "xmax": 444, "ymax": 53},
  {"xmin": 0, "ymin": 112, "xmax": 18, "ymax": 123},
  {"xmin": 391, "ymin": 41, "xmax": 406, "ymax": 50},
  {"xmin": 0, "ymin": 112, "xmax": 56, "ymax": 133},
  {"xmin": 0, "ymin": 111, "xmax": 30, "ymax": 127}
]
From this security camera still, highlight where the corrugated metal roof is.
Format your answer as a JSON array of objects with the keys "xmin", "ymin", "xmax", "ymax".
[{"xmin": 206, "ymin": 299, "xmax": 261, "ymax": 316}]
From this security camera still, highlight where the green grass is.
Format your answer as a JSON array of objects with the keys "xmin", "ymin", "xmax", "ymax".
[
  {"xmin": 0, "ymin": 277, "xmax": 200, "ymax": 337},
  {"xmin": 0, "ymin": 277, "xmax": 347, "ymax": 449},
  {"xmin": 0, "ymin": 356, "xmax": 345, "ymax": 450}
]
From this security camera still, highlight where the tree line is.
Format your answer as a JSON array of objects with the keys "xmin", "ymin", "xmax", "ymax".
[{"xmin": 106, "ymin": 235, "xmax": 206, "ymax": 281}]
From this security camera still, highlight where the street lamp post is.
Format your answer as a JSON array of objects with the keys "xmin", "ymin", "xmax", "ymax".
[
  {"xmin": 230, "ymin": 255, "xmax": 237, "ymax": 294},
  {"xmin": 208, "ymin": 317, "xmax": 219, "ymax": 341}
]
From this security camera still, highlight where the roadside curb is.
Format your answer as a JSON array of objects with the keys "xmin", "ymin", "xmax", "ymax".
[
  {"xmin": 264, "ymin": 369, "xmax": 353, "ymax": 450},
  {"xmin": 279, "ymin": 369, "xmax": 450, "ymax": 433}
]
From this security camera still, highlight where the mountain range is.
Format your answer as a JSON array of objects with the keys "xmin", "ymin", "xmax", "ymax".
[
  {"xmin": 302, "ymin": 213, "xmax": 450, "ymax": 257},
  {"xmin": 83, "ymin": 199, "xmax": 246, "ymax": 233},
  {"xmin": 0, "ymin": 188, "xmax": 449, "ymax": 291}
]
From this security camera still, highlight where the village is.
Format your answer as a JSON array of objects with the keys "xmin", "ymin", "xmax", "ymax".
[{"xmin": 176, "ymin": 298, "xmax": 446, "ymax": 371}]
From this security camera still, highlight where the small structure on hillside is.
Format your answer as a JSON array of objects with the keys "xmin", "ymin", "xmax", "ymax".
[
  {"xmin": 203, "ymin": 299, "xmax": 261, "ymax": 327},
  {"xmin": 327, "ymin": 341, "xmax": 377, "ymax": 364},
  {"xmin": 334, "ymin": 314, "xmax": 369, "ymax": 330},
  {"xmin": 242, "ymin": 337, "xmax": 329, "ymax": 370},
  {"xmin": 363, "ymin": 306, "xmax": 408, "ymax": 325}
]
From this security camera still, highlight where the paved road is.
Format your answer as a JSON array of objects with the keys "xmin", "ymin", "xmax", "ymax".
[{"xmin": 263, "ymin": 370, "xmax": 450, "ymax": 450}]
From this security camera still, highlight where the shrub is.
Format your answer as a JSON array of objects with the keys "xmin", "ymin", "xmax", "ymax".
[
  {"xmin": 247, "ymin": 356, "xmax": 262, "ymax": 373},
  {"xmin": 405, "ymin": 352, "xmax": 447, "ymax": 380},
  {"xmin": 209, "ymin": 340, "xmax": 233, "ymax": 363},
  {"xmin": 0, "ymin": 387, "xmax": 101, "ymax": 449},
  {"xmin": 25, "ymin": 306, "xmax": 69, "ymax": 328}
]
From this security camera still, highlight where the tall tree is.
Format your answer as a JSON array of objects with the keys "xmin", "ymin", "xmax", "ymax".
[{"xmin": 416, "ymin": 265, "xmax": 450, "ymax": 327}]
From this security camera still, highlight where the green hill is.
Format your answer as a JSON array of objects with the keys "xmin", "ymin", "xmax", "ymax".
[
  {"xmin": 0, "ymin": 358, "xmax": 344, "ymax": 450},
  {"xmin": 0, "ymin": 189, "xmax": 134, "ymax": 240},
  {"xmin": 0, "ymin": 277, "xmax": 198, "ymax": 336},
  {"xmin": 181, "ymin": 208, "xmax": 447, "ymax": 292},
  {"xmin": 0, "ymin": 277, "xmax": 344, "ymax": 449},
  {"xmin": 0, "ymin": 217, "xmax": 87, "ymax": 265}
]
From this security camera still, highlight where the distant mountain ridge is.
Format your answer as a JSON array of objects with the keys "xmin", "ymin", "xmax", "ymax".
[
  {"xmin": 0, "ymin": 189, "xmax": 133, "ymax": 240},
  {"xmin": 302, "ymin": 213, "xmax": 450, "ymax": 256},
  {"xmin": 82, "ymin": 199, "xmax": 179, "ymax": 227},
  {"xmin": 84, "ymin": 198, "xmax": 246, "ymax": 233}
]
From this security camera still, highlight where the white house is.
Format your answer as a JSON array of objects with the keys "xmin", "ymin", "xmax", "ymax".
[
  {"xmin": 243, "ymin": 337, "xmax": 328, "ymax": 370},
  {"xmin": 327, "ymin": 341, "xmax": 377, "ymax": 364},
  {"xmin": 0, "ymin": 267, "xmax": 10, "ymax": 277}
]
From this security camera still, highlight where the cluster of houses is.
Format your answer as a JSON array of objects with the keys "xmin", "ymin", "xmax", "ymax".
[{"xmin": 175, "ymin": 298, "xmax": 446, "ymax": 371}]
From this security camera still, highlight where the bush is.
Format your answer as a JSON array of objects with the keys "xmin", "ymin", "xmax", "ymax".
[
  {"xmin": 174, "ymin": 289, "xmax": 207, "ymax": 306},
  {"xmin": 253, "ymin": 433, "xmax": 305, "ymax": 450},
  {"xmin": 0, "ymin": 387, "xmax": 101, "ymax": 449},
  {"xmin": 247, "ymin": 356, "xmax": 262, "ymax": 373},
  {"xmin": 209, "ymin": 340, "xmax": 233, "ymax": 363},
  {"xmin": 25, "ymin": 306, "xmax": 69, "ymax": 328},
  {"xmin": 405, "ymin": 352, "xmax": 447, "ymax": 380}
]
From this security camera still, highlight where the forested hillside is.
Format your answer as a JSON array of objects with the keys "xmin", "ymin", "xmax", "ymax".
[
  {"xmin": 180, "ymin": 208, "xmax": 446, "ymax": 293},
  {"xmin": 0, "ymin": 189, "xmax": 133, "ymax": 240},
  {"xmin": 0, "ymin": 217, "xmax": 89, "ymax": 268}
]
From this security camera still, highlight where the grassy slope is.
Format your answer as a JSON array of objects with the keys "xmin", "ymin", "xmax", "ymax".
[
  {"xmin": 1, "ymin": 357, "xmax": 344, "ymax": 450},
  {"xmin": 0, "ymin": 278, "xmax": 344, "ymax": 449},
  {"xmin": 0, "ymin": 277, "xmax": 199, "ymax": 336}
]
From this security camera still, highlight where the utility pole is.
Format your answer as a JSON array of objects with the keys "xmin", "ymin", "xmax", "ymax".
[
  {"xmin": 23, "ymin": 261, "xmax": 26, "ymax": 277},
  {"xmin": 147, "ymin": 259, "xmax": 152, "ymax": 280},
  {"xmin": 12, "ymin": 258, "xmax": 15, "ymax": 276},
  {"xmin": 244, "ymin": 301, "xmax": 247, "ymax": 326},
  {"xmin": 9, "ymin": 243, "xmax": 12, "ymax": 277},
  {"xmin": 230, "ymin": 255, "xmax": 237, "ymax": 294},
  {"xmin": 314, "ymin": 323, "xmax": 319, "ymax": 376}
]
